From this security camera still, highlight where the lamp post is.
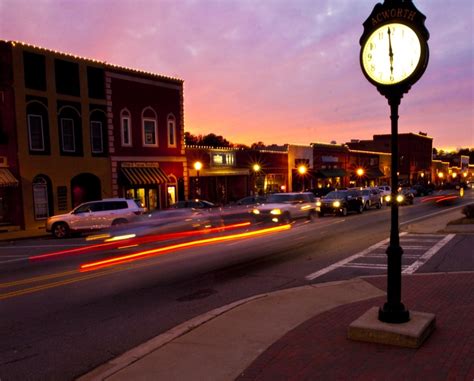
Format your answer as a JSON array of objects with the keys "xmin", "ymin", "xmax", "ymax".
[
  {"xmin": 298, "ymin": 165, "xmax": 307, "ymax": 192},
  {"xmin": 438, "ymin": 171, "xmax": 444, "ymax": 187},
  {"xmin": 359, "ymin": 0, "xmax": 429, "ymax": 324},
  {"xmin": 356, "ymin": 168, "xmax": 365, "ymax": 187},
  {"xmin": 194, "ymin": 161, "xmax": 202, "ymax": 198},
  {"xmin": 252, "ymin": 164, "xmax": 261, "ymax": 195}
]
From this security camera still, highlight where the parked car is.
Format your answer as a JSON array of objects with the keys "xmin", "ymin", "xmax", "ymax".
[
  {"xmin": 384, "ymin": 188, "xmax": 414, "ymax": 205},
  {"xmin": 46, "ymin": 198, "xmax": 146, "ymax": 238},
  {"xmin": 310, "ymin": 187, "xmax": 335, "ymax": 198},
  {"xmin": 377, "ymin": 185, "xmax": 391, "ymax": 198},
  {"xmin": 252, "ymin": 192, "xmax": 317, "ymax": 223},
  {"xmin": 360, "ymin": 188, "xmax": 383, "ymax": 210},
  {"xmin": 316, "ymin": 189, "xmax": 364, "ymax": 217},
  {"xmin": 235, "ymin": 195, "xmax": 267, "ymax": 206},
  {"xmin": 411, "ymin": 183, "xmax": 434, "ymax": 197},
  {"xmin": 169, "ymin": 199, "xmax": 217, "ymax": 209}
]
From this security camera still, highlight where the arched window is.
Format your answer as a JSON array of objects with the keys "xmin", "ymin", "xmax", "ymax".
[
  {"xmin": 26, "ymin": 100, "xmax": 50, "ymax": 154},
  {"xmin": 120, "ymin": 109, "xmax": 132, "ymax": 147},
  {"xmin": 57, "ymin": 104, "xmax": 82, "ymax": 155},
  {"xmin": 167, "ymin": 114, "xmax": 177, "ymax": 148},
  {"xmin": 32, "ymin": 175, "xmax": 50, "ymax": 220},
  {"xmin": 142, "ymin": 107, "xmax": 158, "ymax": 147},
  {"xmin": 90, "ymin": 108, "xmax": 107, "ymax": 155}
]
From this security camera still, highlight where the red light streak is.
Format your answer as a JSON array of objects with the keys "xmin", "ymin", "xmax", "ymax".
[
  {"xmin": 421, "ymin": 195, "xmax": 445, "ymax": 203},
  {"xmin": 28, "ymin": 241, "xmax": 121, "ymax": 261},
  {"xmin": 29, "ymin": 221, "xmax": 251, "ymax": 262},
  {"xmin": 435, "ymin": 195, "xmax": 459, "ymax": 203},
  {"xmin": 80, "ymin": 223, "xmax": 291, "ymax": 272}
]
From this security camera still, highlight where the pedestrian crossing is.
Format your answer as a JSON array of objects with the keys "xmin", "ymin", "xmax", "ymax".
[{"xmin": 305, "ymin": 233, "xmax": 455, "ymax": 281}]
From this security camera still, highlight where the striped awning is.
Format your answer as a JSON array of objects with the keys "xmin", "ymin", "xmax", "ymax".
[
  {"xmin": 0, "ymin": 168, "xmax": 19, "ymax": 187},
  {"xmin": 121, "ymin": 166, "xmax": 169, "ymax": 185}
]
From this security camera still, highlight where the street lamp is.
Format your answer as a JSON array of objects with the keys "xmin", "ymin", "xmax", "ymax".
[
  {"xmin": 298, "ymin": 165, "xmax": 307, "ymax": 192},
  {"xmin": 359, "ymin": 0, "xmax": 429, "ymax": 324},
  {"xmin": 194, "ymin": 161, "xmax": 202, "ymax": 198},
  {"xmin": 252, "ymin": 164, "xmax": 261, "ymax": 195},
  {"xmin": 356, "ymin": 168, "xmax": 365, "ymax": 187}
]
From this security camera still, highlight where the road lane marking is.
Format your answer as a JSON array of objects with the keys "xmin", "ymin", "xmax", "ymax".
[
  {"xmin": 0, "ymin": 257, "xmax": 29, "ymax": 264},
  {"xmin": 0, "ymin": 244, "xmax": 91, "ymax": 249},
  {"xmin": 400, "ymin": 204, "xmax": 469, "ymax": 225},
  {"xmin": 400, "ymin": 246, "xmax": 431, "ymax": 250},
  {"xmin": 342, "ymin": 263, "xmax": 409, "ymax": 270},
  {"xmin": 305, "ymin": 233, "xmax": 408, "ymax": 281},
  {"xmin": 304, "ymin": 232, "xmax": 457, "ymax": 281},
  {"xmin": 0, "ymin": 270, "xmax": 113, "ymax": 300},
  {"xmin": 402, "ymin": 234, "xmax": 456, "ymax": 274},
  {"xmin": 0, "ymin": 269, "xmax": 79, "ymax": 288},
  {"xmin": 366, "ymin": 254, "xmax": 420, "ymax": 259}
]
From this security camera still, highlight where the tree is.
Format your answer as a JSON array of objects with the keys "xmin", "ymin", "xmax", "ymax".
[
  {"xmin": 250, "ymin": 141, "xmax": 266, "ymax": 149},
  {"xmin": 201, "ymin": 133, "xmax": 231, "ymax": 147},
  {"xmin": 184, "ymin": 131, "xmax": 199, "ymax": 146}
]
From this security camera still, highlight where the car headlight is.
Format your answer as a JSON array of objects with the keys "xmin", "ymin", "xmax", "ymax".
[
  {"xmin": 252, "ymin": 209, "xmax": 260, "ymax": 215},
  {"xmin": 316, "ymin": 201, "xmax": 322, "ymax": 207},
  {"xmin": 270, "ymin": 209, "xmax": 282, "ymax": 215},
  {"xmin": 385, "ymin": 195, "xmax": 391, "ymax": 202},
  {"xmin": 396, "ymin": 195, "xmax": 404, "ymax": 203},
  {"xmin": 332, "ymin": 201, "xmax": 341, "ymax": 208}
]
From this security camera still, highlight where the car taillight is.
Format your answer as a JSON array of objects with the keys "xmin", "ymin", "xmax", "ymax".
[{"xmin": 134, "ymin": 211, "xmax": 142, "ymax": 215}]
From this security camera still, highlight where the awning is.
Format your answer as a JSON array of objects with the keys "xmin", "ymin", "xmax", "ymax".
[
  {"xmin": 316, "ymin": 169, "xmax": 347, "ymax": 178},
  {"xmin": 365, "ymin": 168, "xmax": 385, "ymax": 178},
  {"xmin": 121, "ymin": 166, "xmax": 169, "ymax": 185},
  {"xmin": 0, "ymin": 168, "xmax": 19, "ymax": 187},
  {"xmin": 194, "ymin": 168, "xmax": 250, "ymax": 177}
]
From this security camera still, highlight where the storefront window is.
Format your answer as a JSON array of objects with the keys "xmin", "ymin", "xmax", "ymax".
[{"xmin": 167, "ymin": 186, "xmax": 176, "ymax": 206}]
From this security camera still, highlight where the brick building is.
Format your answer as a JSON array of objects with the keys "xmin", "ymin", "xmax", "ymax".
[
  {"xmin": 0, "ymin": 40, "xmax": 184, "ymax": 230},
  {"xmin": 312, "ymin": 142, "xmax": 350, "ymax": 189},
  {"xmin": 186, "ymin": 146, "xmax": 288, "ymax": 204},
  {"xmin": 347, "ymin": 132, "xmax": 433, "ymax": 184}
]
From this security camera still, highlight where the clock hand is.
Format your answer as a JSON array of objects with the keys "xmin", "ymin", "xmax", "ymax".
[{"xmin": 388, "ymin": 27, "xmax": 394, "ymax": 75}]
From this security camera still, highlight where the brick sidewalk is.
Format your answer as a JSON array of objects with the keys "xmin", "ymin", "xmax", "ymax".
[{"xmin": 237, "ymin": 273, "xmax": 474, "ymax": 381}]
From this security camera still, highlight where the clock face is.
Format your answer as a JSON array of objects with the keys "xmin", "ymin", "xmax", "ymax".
[{"xmin": 361, "ymin": 23, "xmax": 422, "ymax": 85}]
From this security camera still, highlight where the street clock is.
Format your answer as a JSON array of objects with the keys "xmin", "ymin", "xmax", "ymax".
[
  {"xmin": 360, "ymin": 0, "xmax": 429, "ymax": 97},
  {"xmin": 358, "ymin": 0, "xmax": 430, "ymax": 324}
]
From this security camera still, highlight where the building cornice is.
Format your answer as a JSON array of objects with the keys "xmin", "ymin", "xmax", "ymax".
[{"xmin": 2, "ymin": 40, "xmax": 183, "ymax": 84}]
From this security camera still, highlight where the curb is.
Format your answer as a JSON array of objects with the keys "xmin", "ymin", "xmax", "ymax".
[
  {"xmin": 77, "ymin": 294, "xmax": 268, "ymax": 381},
  {"xmin": 77, "ymin": 278, "xmax": 379, "ymax": 381}
]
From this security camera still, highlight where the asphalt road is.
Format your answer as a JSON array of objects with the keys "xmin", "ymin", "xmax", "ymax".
[{"xmin": 0, "ymin": 193, "xmax": 472, "ymax": 381}]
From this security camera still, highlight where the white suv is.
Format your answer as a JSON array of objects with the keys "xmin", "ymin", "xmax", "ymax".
[
  {"xmin": 46, "ymin": 198, "xmax": 145, "ymax": 238},
  {"xmin": 252, "ymin": 192, "xmax": 317, "ymax": 223}
]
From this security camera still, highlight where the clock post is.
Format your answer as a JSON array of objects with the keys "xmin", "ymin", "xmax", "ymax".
[{"xmin": 359, "ymin": 0, "xmax": 429, "ymax": 324}]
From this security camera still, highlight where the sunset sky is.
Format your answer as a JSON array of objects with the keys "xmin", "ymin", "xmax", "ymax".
[{"xmin": 1, "ymin": 0, "xmax": 472, "ymax": 150}]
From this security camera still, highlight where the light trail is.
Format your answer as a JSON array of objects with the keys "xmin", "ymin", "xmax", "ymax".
[
  {"xmin": 80, "ymin": 223, "xmax": 291, "ymax": 272},
  {"xmin": 29, "ymin": 221, "xmax": 251, "ymax": 262}
]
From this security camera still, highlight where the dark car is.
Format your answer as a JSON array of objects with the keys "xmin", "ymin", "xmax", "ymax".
[
  {"xmin": 310, "ymin": 187, "xmax": 335, "ymax": 198},
  {"xmin": 411, "ymin": 183, "xmax": 434, "ymax": 197},
  {"xmin": 316, "ymin": 190, "xmax": 364, "ymax": 217},
  {"xmin": 169, "ymin": 199, "xmax": 217, "ymax": 209},
  {"xmin": 384, "ymin": 188, "xmax": 414, "ymax": 205},
  {"xmin": 236, "ymin": 195, "xmax": 267, "ymax": 206}
]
